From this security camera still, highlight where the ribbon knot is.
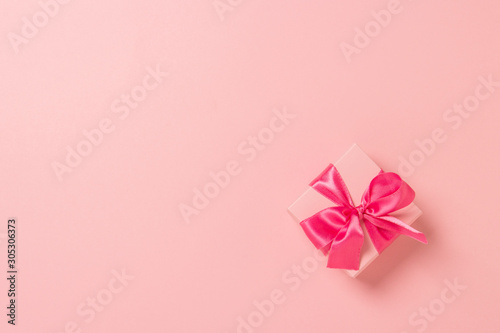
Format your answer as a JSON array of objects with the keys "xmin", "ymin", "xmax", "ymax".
[
  {"xmin": 300, "ymin": 164, "xmax": 427, "ymax": 270},
  {"xmin": 354, "ymin": 204, "xmax": 366, "ymax": 216}
]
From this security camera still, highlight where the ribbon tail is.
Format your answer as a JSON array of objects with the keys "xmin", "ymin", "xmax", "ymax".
[
  {"xmin": 327, "ymin": 214, "xmax": 364, "ymax": 270},
  {"xmin": 364, "ymin": 214, "xmax": 427, "ymax": 253}
]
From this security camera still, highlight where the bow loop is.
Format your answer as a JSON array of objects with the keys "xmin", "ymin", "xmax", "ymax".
[
  {"xmin": 362, "ymin": 172, "xmax": 415, "ymax": 217},
  {"xmin": 309, "ymin": 164, "xmax": 354, "ymax": 207}
]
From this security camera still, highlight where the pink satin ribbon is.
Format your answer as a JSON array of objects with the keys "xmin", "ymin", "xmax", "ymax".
[{"xmin": 300, "ymin": 164, "xmax": 427, "ymax": 270}]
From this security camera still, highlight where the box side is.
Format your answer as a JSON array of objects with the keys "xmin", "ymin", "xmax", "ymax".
[{"xmin": 334, "ymin": 144, "xmax": 381, "ymax": 206}]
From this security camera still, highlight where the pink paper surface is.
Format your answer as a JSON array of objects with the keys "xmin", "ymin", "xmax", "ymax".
[
  {"xmin": 1, "ymin": 0, "xmax": 500, "ymax": 332},
  {"xmin": 288, "ymin": 144, "xmax": 423, "ymax": 277}
]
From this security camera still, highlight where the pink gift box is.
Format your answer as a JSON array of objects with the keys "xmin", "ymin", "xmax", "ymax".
[{"xmin": 288, "ymin": 144, "xmax": 423, "ymax": 278}]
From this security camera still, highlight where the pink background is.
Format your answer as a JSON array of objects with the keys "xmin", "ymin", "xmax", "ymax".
[{"xmin": 1, "ymin": 0, "xmax": 499, "ymax": 332}]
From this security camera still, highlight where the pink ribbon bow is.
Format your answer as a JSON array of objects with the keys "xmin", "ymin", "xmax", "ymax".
[{"xmin": 300, "ymin": 164, "xmax": 427, "ymax": 270}]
